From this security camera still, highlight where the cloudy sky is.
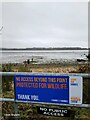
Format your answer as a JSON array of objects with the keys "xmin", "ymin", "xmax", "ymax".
[{"xmin": 2, "ymin": 2, "xmax": 88, "ymax": 48}]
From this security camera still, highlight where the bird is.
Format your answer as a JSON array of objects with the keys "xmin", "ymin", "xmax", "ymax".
[
  {"xmin": 0, "ymin": 26, "xmax": 3, "ymax": 35},
  {"xmin": 0, "ymin": 26, "xmax": 3, "ymax": 31}
]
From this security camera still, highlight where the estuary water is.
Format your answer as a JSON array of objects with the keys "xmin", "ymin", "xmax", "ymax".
[{"xmin": 0, "ymin": 50, "xmax": 88, "ymax": 64}]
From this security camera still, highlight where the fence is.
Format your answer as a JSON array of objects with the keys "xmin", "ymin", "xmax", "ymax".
[{"xmin": 0, "ymin": 72, "xmax": 90, "ymax": 120}]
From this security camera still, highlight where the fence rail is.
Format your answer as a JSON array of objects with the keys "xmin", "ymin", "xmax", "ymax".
[
  {"xmin": 0, "ymin": 72, "xmax": 90, "ymax": 77},
  {"xmin": 0, "ymin": 98, "xmax": 90, "ymax": 108}
]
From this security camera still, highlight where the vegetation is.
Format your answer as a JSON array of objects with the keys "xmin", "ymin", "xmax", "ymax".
[{"xmin": 1, "ymin": 47, "xmax": 89, "ymax": 50}]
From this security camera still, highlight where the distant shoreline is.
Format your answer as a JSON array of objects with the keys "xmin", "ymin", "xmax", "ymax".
[{"xmin": 0, "ymin": 47, "xmax": 89, "ymax": 50}]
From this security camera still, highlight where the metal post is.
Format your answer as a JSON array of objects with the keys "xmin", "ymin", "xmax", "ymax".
[
  {"xmin": 14, "ymin": 101, "xmax": 18, "ymax": 120},
  {"xmin": 88, "ymin": 76, "xmax": 90, "ymax": 104}
]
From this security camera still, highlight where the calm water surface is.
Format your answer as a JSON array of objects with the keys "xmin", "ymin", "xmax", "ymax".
[{"xmin": 0, "ymin": 50, "xmax": 88, "ymax": 64}]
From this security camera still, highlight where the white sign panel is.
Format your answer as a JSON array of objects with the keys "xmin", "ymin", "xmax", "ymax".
[{"xmin": 69, "ymin": 76, "xmax": 83, "ymax": 104}]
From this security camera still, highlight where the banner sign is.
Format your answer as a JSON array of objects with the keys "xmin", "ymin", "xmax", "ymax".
[
  {"xmin": 14, "ymin": 75, "xmax": 82, "ymax": 104},
  {"xmin": 37, "ymin": 107, "xmax": 71, "ymax": 117}
]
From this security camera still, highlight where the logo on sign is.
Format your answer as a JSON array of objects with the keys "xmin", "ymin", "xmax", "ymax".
[
  {"xmin": 71, "ymin": 97, "xmax": 81, "ymax": 103},
  {"xmin": 71, "ymin": 78, "xmax": 78, "ymax": 86}
]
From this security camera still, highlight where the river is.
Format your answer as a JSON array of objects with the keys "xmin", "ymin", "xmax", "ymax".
[{"xmin": 0, "ymin": 50, "xmax": 88, "ymax": 64}]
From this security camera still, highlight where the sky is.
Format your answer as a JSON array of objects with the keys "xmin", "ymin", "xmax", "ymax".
[
  {"xmin": 0, "ymin": 2, "xmax": 2, "ymax": 48},
  {"xmin": 2, "ymin": 2, "xmax": 88, "ymax": 48}
]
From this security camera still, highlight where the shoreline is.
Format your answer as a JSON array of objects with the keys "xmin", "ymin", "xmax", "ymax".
[{"xmin": 1, "ymin": 60, "xmax": 89, "ymax": 73}]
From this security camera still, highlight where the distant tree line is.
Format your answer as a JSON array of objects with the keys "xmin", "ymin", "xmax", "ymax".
[{"xmin": 1, "ymin": 47, "xmax": 89, "ymax": 50}]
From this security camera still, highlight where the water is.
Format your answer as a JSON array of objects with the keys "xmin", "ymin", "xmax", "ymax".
[{"xmin": 0, "ymin": 50, "xmax": 88, "ymax": 64}]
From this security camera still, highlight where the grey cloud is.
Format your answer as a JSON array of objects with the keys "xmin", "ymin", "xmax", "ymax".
[{"xmin": 2, "ymin": 2, "xmax": 88, "ymax": 48}]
